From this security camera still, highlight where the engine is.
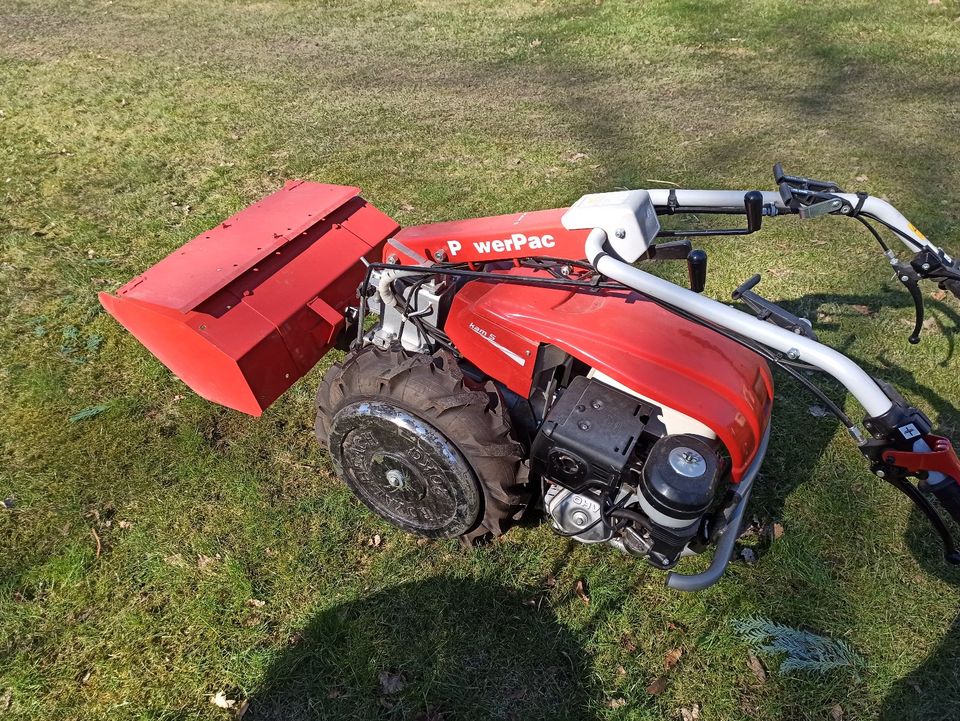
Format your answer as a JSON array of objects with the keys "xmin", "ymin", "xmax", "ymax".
[{"xmin": 532, "ymin": 375, "xmax": 727, "ymax": 568}]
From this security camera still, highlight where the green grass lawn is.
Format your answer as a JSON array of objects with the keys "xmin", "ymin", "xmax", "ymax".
[{"xmin": 3, "ymin": 0, "xmax": 960, "ymax": 719}]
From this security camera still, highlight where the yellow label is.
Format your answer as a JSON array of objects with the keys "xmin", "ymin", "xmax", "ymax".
[{"xmin": 908, "ymin": 222, "xmax": 928, "ymax": 241}]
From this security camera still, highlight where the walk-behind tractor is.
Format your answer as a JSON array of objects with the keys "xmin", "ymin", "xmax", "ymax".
[{"xmin": 100, "ymin": 165, "xmax": 960, "ymax": 590}]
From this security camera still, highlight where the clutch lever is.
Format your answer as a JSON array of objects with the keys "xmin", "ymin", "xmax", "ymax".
[{"xmin": 892, "ymin": 261, "xmax": 925, "ymax": 344}]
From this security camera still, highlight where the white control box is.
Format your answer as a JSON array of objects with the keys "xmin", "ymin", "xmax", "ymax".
[{"xmin": 561, "ymin": 190, "xmax": 661, "ymax": 262}]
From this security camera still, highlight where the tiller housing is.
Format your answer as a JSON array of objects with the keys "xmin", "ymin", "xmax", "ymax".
[{"xmin": 101, "ymin": 165, "xmax": 960, "ymax": 590}]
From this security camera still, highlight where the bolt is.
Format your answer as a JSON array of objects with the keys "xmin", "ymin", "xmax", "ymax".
[
  {"xmin": 387, "ymin": 254, "xmax": 399, "ymax": 264},
  {"xmin": 901, "ymin": 275, "xmax": 910, "ymax": 282},
  {"xmin": 787, "ymin": 348, "xmax": 800, "ymax": 360},
  {"xmin": 559, "ymin": 264, "xmax": 572, "ymax": 276},
  {"xmin": 571, "ymin": 511, "xmax": 589, "ymax": 527},
  {"xmin": 922, "ymin": 263, "xmax": 931, "ymax": 271},
  {"xmin": 386, "ymin": 469, "xmax": 405, "ymax": 489},
  {"xmin": 591, "ymin": 399, "xmax": 603, "ymax": 409},
  {"xmin": 578, "ymin": 420, "xmax": 591, "ymax": 431},
  {"xmin": 434, "ymin": 250, "xmax": 447, "ymax": 262},
  {"xmin": 840, "ymin": 205, "xmax": 850, "ymax": 214},
  {"xmin": 876, "ymin": 469, "xmax": 886, "ymax": 478},
  {"xmin": 614, "ymin": 228, "xmax": 626, "ymax": 239}
]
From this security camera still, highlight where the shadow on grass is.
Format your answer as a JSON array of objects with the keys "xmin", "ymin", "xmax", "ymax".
[{"xmin": 247, "ymin": 576, "xmax": 598, "ymax": 721}]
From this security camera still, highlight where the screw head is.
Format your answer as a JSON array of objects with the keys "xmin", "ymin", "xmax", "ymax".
[
  {"xmin": 876, "ymin": 469, "xmax": 886, "ymax": 478},
  {"xmin": 387, "ymin": 254, "xmax": 399, "ymax": 264},
  {"xmin": 577, "ymin": 420, "xmax": 591, "ymax": 431},
  {"xmin": 787, "ymin": 348, "xmax": 800, "ymax": 360},
  {"xmin": 386, "ymin": 469, "xmax": 406, "ymax": 488},
  {"xmin": 614, "ymin": 228, "xmax": 626, "ymax": 239},
  {"xmin": 922, "ymin": 263, "xmax": 931, "ymax": 271},
  {"xmin": 571, "ymin": 511, "xmax": 589, "ymax": 527},
  {"xmin": 434, "ymin": 250, "xmax": 447, "ymax": 262}
]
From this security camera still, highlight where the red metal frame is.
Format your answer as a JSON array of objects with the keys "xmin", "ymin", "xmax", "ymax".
[{"xmin": 388, "ymin": 207, "xmax": 589, "ymax": 264}]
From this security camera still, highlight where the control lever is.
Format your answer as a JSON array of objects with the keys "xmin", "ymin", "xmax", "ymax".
[
  {"xmin": 772, "ymin": 162, "xmax": 843, "ymax": 193},
  {"xmin": 687, "ymin": 249, "xmax": 707, "ymax": 293},
  {"xmin": 893, "ymin": 261, "xmax": 925, "ymax": 344},
  {"xmin": 732, "ymin": 274, "xmax": 817, "ymax": 340}
]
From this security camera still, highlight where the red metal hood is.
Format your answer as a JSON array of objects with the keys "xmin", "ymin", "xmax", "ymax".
[{"xmin": 444, "ymin": 270, "xmax": 774, "ymax": 480}]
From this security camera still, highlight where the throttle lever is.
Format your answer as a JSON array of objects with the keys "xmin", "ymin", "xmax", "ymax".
[{"xmin": 893, "ymin": 261, "xmax": 925, "ymax": 344}]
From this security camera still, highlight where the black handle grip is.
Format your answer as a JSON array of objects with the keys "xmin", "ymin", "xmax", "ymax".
[
  {"xmin": 744, "ymin": 191, "xmax": 764, "ymax": 233},
  {"xmin": 732, "ymin": 274, "xmax": 762, "ymax": 300},
  {"xmin": 687, "ymin": 249, "xmax": 708, "ymax": 293}
]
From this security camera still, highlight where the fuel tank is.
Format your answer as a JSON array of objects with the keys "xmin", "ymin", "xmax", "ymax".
[{"xmin": 443, "ymin": 269, "xmax": 774, "ymax": 479}]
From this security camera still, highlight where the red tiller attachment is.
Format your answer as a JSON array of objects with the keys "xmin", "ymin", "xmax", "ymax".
[{"xmin": 99, "ymin": 181, "xmax": 399, "ymax": 415}]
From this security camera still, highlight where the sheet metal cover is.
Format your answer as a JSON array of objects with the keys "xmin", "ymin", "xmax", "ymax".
[{"xmin": 115, "ymin": 180, "xmax": 361, "ymax": 313}]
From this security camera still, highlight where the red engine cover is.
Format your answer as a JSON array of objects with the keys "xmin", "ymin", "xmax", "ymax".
[{"xmin": 444, "ymin": 270, "xmax": 773, "ymax": 480}]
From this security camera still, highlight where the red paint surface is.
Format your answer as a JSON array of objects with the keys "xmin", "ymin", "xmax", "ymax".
[
  {"xmin": 445, "ymin": 268, "xmax": 774, "ymax": 479},
  {"xmin": 100, "ymin": 181, "xmax": 398, "ymax": 415},
  {"xmin": 390, "ymin": 207, "xmax": 587, "ymax": 264}
]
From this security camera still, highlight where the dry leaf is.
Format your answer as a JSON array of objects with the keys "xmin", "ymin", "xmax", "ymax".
[
  {"xmin": 574, "ymin": 579, "xmax": 590, "ymax": 605},
  {"xmin": 416, "ymin": 538, "xmax": 429, "ymax": 546},
  {"xmin": 831, "ymin": 703, "xmax": 844, "ymax": 720},
  {"xmin": 543, "ymin": 573, "xmax": 556, "ymax": 589},
  {"xmin": 529, "ymin": 39, "xmax": 542, "ymax": 48},
  {"xmin": 235, "ymin": 698, "xmax": 250, "ymax": 719},
  {"xmin": 855, "ymin": 174, "xmax": 869, "ymax": 182},
  {"xmin": 210, "ymin": 691, "xmax": 237, "ymax": 709},
  {"xmin": 748, "ymin": 652, "xmax": 767, "ymax": 683},
  {"xmin": 197, "ymin": 554, "xmax": 217, "ymax": 570},
  {"xmin": 246, "ymin": 598, "xmax": 266, "ymax": 608},
  {"xmin": 368, "ymin": 534, "xmax": 382, "ymax": 547},
  {"xmin": 771, "ymin": 522, "xmax": 784, "ymax": 540},
  {"xmin": 118, "ymin": 520, "xmax": 133, "ymax": 530},
  {"xmin": 0, "ymin": 688, "xmax": 10, "ymax": 712},
  {"xmin": 400, "ymin": 203, "xmax": 415, "ymax": 212},
  {"xmin": 327, "ymin": 687, "xmax": 343, "ymax": 699},
  {"xmin": 621, "ymin": 633, "xmax": 637, "ymax": 652},
  {"xmin": 851, "ymin": 304, "xmax": 873, "ymax": 316},
  {"xmin": 664, "ymin": 648, "xmax": 683, "ymax": 670},
  {"xmin": 164, "ymin": 553, "xmax": 188, "ymax": 568},
  {"xmin": 379, "ymin": 671, "xmax": 405, "ymax": 695},
  {"xmin": 608, "ymin": 697, "xmax": 626, "ymax": 709},
  {"xmin": 645, "ymin": 676, "xmax": 668, "ymax": 695},
  {"xmin": 932, "ymin": 289, "xmax": 947, "ymax": 301},
  {"xmin": 616, "ymin": 665, "xmax": 626, "ymax": 678},
  {"xmin": 568, "ymin": 152, "xmax": 589, "ymax": 163},
  {"xmin": 680, "ymin": 705, "xmax": 701, "ymax": 721}
]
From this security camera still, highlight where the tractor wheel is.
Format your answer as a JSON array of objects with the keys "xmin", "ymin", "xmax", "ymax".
[{"xmin": 315, "ymin": 345, "xmax": 530, "ymax": 542}]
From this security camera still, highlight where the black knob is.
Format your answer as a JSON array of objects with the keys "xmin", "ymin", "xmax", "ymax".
[
  {"xmin": 687, "ymin": 249, "xmax": 708, "ymax": 293},
  {"xmin": 744, "ymin": 191, "xmax": 764, "ymax": 233}
]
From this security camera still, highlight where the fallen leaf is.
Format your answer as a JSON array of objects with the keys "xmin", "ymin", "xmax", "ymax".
[
  {"xmin": 246, "ymin": 598, "xmax": 266, "ymax": 608},
  {"xmin": 326, "ymin": 687, "xmax": 343, "ymax": 699},
  {"xmin": 808, "ymin": 404, "xmax": 831, "ymax": 418},
  {"xmin": 416, "ymin": 538, "xmax": 429, "ymax": 546},
  {"xmin": 543, "ymin": 573, "xmax": 556, "ymax": 589},
  {"xmin": 932, "ymin": 289, "xmax": 947, "ymax": 301},
  {"xmin": 0, "ymin": 688, "xmax": 10, "ymax": 712},
  {"xmin": 400, "ymin": 203, "xmax": 415, "ymax": 212},
  {"xmin": 771, "ymin": 522, "xmax": 784, "ymax": 540},
  {"xmin": 608, "ymin": 697, "xmax": 626, "ymax": 709},
  {"xmin": 620, "ymin": 633, "xmax": 637, "ymax": 652},
  {"xmin": 197, "ymin": 554, "xmax": 217, "ymax": 570},
  {"xmin": 118, "ymin": 520, "xmax": 133, "ymax": 530},
  {"xmin": 664, "ymin": 648, "xmax": 683, "ymax": 670},
  {"xmin": 568, "ymin": 152, "xmax": 589, "ymax": 163},
  {"xmin": 851, "ymin": 304, "xmax": 873, "ymax": 316},
  {"xmin": 616, "ymin": 665, "xmax": 626, "ymax": 678},
  {"xmin": 748, "ymin": 652, "xmax": 767, "ymax": 683},
  {"xmin": 164, "ymin": 553, "xmax": 189, "ymax": 568},
  {"xmin": 529, "ymin": 38, "xmax": 542, "ymax": 48},
  {"xmin": 680, "ymin": 705, "xmax": 701, "ymax": 721},
  {"xmin": 379, "ymin": 671, "xmax": 405, "ymax": 695},
  {"xmin": 855, "ymin": 174, "xmax": 869, "ymax": 182},
  {"xmin": 574, "ymin": 579, "xmax": 590, "ymax": 605},
  {"xmin": 645, "ymin": 676, "xmax": 668, "ymax": 695},
  {"xmin": 831, "ymin": 703, "xmax": 844, "ymax": 720},
  {"xmin": 368, "ymin": 534, "xmax": 382, "ymax": 547},
  {"xmin": 210, "ymin": 691, "xmax": 237, "ymax": 709}
]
